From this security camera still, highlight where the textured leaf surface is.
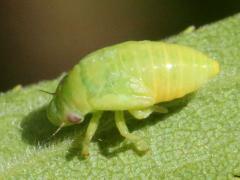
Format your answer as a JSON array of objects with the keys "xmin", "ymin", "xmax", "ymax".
[{"xmin": 1, "ymin": 14, "xmax": 240, "ymax": 179}]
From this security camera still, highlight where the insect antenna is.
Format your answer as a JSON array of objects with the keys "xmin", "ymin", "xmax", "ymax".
[
  {"xmin": 50, "ymin": 122, "xmax": 65, "ymax": 138},
  {"xmin": 39, "ymin": 89, "xmax": 56, "ymax": 96}
]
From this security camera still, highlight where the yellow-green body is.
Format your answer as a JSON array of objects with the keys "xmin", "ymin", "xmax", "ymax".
[
  {"xmin": 79, "ymin": 41, "xmax": 218, "ymax": 109},
  {"xmin": 47, "ymin": 41, "xmax": 219, "ymax": 156}
]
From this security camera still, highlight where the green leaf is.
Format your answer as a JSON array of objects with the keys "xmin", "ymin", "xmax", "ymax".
[{"xmin": 1, "ymin": 14, "xmax": 240, "ymax": 179}]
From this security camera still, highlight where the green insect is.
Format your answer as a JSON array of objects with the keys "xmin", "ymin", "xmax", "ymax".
[{"xmin": 47, "ymin": 41, "xmax": 220, "ymax": 157}]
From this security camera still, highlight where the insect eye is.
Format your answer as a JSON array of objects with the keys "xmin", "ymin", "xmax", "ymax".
[{"xmin": 67, "ymin": 113, "xmax": 82, "ymax": 124}]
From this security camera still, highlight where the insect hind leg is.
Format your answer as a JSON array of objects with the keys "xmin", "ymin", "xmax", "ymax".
[
  {"xmin": 129, "ymin": 105, "xmax": 168, "ymax": 120},
  {"xmin": 114, "ymin": 111, "xmax": 149, "ymax": 152},
  {"xmin": 129, "ymin": 107, "xmax": 154, "ymax": 120},
  {"xmin": 154, "ymin": 105, "xmax": 168, "ymax": 113}
]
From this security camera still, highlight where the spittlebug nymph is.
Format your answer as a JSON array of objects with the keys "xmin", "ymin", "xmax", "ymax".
[{"xmin": 47, "ymin": 41, "xmax": 220, "ymax": 157}]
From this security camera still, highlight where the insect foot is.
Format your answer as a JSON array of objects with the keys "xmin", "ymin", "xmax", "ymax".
[
  {"xmin": 134, "ymin": 138, "xmax": 149, "ymax": 152},
  {"xmin": 81, "ymin": 145, "xmax": 90, "ymax": 158},
  {"xmin": 115, "ymin": 111, "xmax": 149, "ymax": 153}
]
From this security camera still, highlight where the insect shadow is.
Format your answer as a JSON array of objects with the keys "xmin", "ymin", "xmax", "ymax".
[
  {"xmin": 66, "ymin": 93, "xmax": 194, "ymax": 160},
  {"xmin": 95, "ymin": 93, "xmax": 194, "ymax": 158},
  {"xmin": 21, "ymin": 93, "xmax": 193, "ymax": 160}
]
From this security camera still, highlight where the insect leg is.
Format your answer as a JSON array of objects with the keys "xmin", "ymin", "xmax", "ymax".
[
  {"xmin": 154, "ymin": 105, "xmax": 168, "ymax": 113},
  {"xmin": 129, "ymin": 107, "xmax": 154, "ymax": 120},
  {"xmin": 114, "ymin": 111, "xmax": 149, "ymax": 152},
  {"xmin": 129, "ymin": 105, "xmax": 168, "ymax": 120},
  {"xmin": 81, "ymin": 111, "xmax": 103, "ymax": 157}
]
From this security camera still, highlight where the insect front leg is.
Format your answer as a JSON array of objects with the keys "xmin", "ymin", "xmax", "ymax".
[
  {"xmin": 81, "ymin": 111, "xmax": 103, "ymax": 157},
  {"xmin": 114, "ymin": 111, "xmax": 149, "ymax": 152}
]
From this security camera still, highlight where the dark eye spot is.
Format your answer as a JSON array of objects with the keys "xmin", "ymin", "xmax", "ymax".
[{"xmin": 67, "ymin": 113, "xmax": 82, "ymax": 124}]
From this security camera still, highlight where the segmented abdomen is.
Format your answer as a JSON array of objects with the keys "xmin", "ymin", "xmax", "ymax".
[
  {"xmin": 79, "ymin": 41, "xmax": 218, "ymax": 107},
  {"xmin": 146, "ymin": 42, "xmax": 217, "ymax": 102}
]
